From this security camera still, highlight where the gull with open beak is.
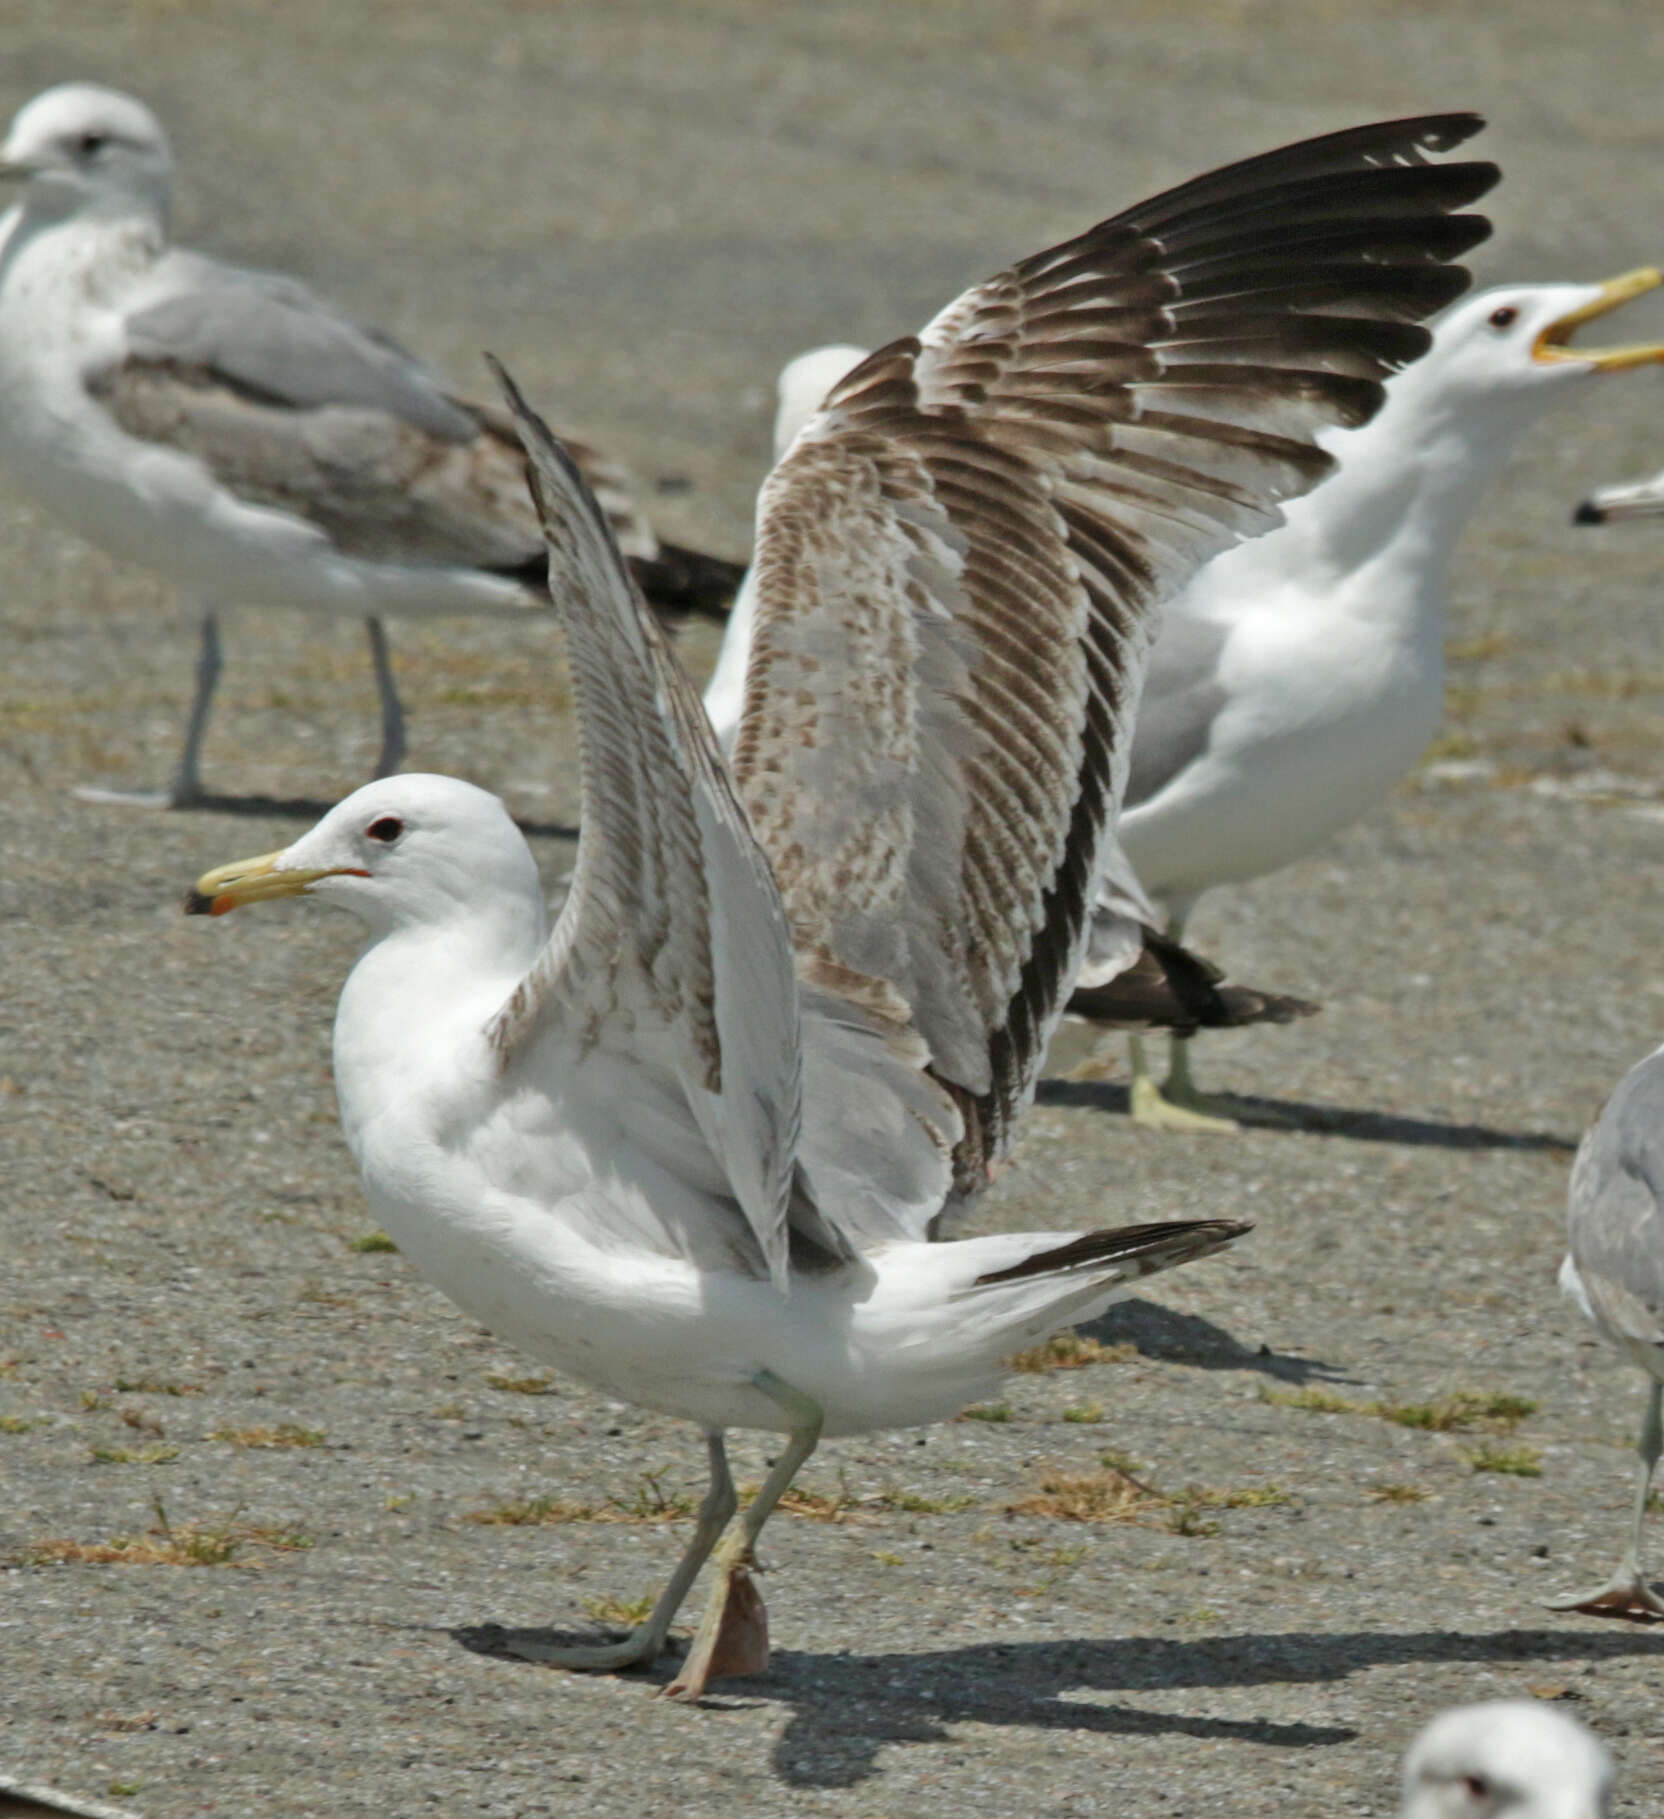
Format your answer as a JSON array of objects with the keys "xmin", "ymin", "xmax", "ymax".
[{"xmin": 1103, "ymin": 270, "xmax": 1664, "ymax": 1129}]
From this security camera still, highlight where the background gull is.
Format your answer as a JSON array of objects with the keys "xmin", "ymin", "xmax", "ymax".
[
  {"xmin": 1400, "ymin": 1700, "xmax": 1616, "ymax": 1817},
  {"xmin": 1550, "ymin": 1040, "xmax": 1664, "ymax": 1621},
  {"xmin": 1573, "ymin": 461, "xmax": 1664, "ymax": 525},
  {"xmin": 0, "ymin": 82, "xmax": 741, "ymax": 808},
  {"xmin": 1113, "ymin": 272, "xmax": 1664, "ymax": 1129},
  {"xmin": 185, "ymin": 113, "xmax": 1496, "ymax": 1702}
]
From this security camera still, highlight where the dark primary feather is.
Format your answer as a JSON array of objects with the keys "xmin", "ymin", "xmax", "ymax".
[
  {"xmin": 975, "ymin": 1217, "xmax": 1251, "ymax": 1287},
  {"xmin": 734, "ymin": 114, "xmax": 1495, "ymax": 1199},
  {"xmin": 1065, "ymin": 927, "xmax": 1317, "ymax": 1035}
]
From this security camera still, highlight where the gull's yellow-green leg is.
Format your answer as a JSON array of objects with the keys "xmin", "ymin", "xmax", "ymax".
[
  {"xmin": 664, "ymin": 1372, "xmax": 825, "ymax": 1702},
  {"xmin": 507, "ymin": 1429, "xmax": 737, "ymax": 1672},
  {"xmin": 1548, "ymin": 1378, "xmax": 1664, "ymax": 1620}
]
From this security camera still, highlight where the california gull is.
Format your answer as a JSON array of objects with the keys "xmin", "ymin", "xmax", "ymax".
[
  {"xmin": 1115, "ymin": 270, "xmax": 1664, "ymax": 1128},
  {"xmin": 185, "ymin": 114, "xmax": 1496, "ymax": 1698},
  {"xmin": 0, "ymin": 82, "xmax": 740, "ymax": 806},
  {"xmin": 1550, "ymin": 1040, "xmax": 1664, "ymax": 1620}
]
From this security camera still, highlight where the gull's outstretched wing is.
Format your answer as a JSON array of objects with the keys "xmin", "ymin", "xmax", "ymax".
[
  {"xmin": 732, "ymin": 114, "xmax": 1496, "ymax": 1194},
  {"xmin": 484, "ymin": 363, "xmax": 836, "ymax": 1293},
  {"xmin": 91, "ymin": 250, "xmax": 722, "ymax": 596},
  {"xmin": 1568, "ymin": 1047, "xmax": 1664, "ymax": 1357}
]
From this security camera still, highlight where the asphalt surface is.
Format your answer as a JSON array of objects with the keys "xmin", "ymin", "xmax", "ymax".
[{"xmin": 4, "ymin": 2, "xmax": 1664, "ymax": 1814}]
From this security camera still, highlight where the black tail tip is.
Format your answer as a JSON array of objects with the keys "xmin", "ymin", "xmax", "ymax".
[{"xmin": 1572, "ymin": 498, "xmax": 1605, "ymax": 526}]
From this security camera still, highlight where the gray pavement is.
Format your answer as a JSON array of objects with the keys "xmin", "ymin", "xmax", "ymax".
[{"xmin": 4, "ymin": 2, "xmax": 1664, "ymax": 1813}]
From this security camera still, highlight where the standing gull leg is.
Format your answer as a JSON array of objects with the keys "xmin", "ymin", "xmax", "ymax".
[
  {"xmin": 1549, "ymin": 1378, "xmax": 1664, "ymax": 1619},
  {"xmin": 76, "ymin": 602, "xmax": 221, "ymax": 808},
  {"xmin": 1129, "ymin": 910, "xmax": 1238, "ymax": 1133},
  {"xmin": 363, "ymin": 618, "xmax": 407, "ymax": 779},
  {"xmin": 664, "ymin": 1373, "xmax": 824, "ymax": 1703},
  {"xmin": 507, "ymin": 1430, "xmax": 739, "ymax": 1671}
]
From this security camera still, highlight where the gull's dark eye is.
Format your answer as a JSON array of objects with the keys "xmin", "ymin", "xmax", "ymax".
[
  {"xmin": 75, "ymin": 131, "xmax": 109, "ymax": 157},
  {"xmin": 366, "ymin": 816, "xmax": 404, "ymax": 844},
  {"xmin": 1487, "ymin": 305, "xmax": 1519, "ymax": 330},
  {"xmin": 1461, "ymin": 1773, "xmax": 1490, "ymax": 1799}
]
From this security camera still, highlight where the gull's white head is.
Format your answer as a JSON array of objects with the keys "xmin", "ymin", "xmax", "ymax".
[
  {"xmin": 1400, "ymin": 273, "xmax": 1664, "ymax": 423},
  {"xmin": 773, "ymin": 344, "xmax": 870, "ymax": 459},
  {"xmin": 0, "ymin": 82, "xmax": 173, "ymax": 228},
  {"xmin": 185, "ymin": 774, "xmax": 545, "ymax": 944},
  {"xmin": 1401, "ymin": 1701, "xmax": 1614, "ymax": 1819}
]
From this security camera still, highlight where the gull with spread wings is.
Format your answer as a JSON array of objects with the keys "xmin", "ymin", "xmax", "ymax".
[{"xmin": 186, "ymin": 115, "xmax": 1495, "ymax": 1699}]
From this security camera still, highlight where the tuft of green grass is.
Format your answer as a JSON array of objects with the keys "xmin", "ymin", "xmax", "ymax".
[
  {"xmin": 113, "ymin": 1378, "xmax": 201, "ymax": 1397},
  {"xmin": 1062, "ymin": 1403, "xmax": 1105, "ymax": 1424},
  {"xmin": 347, "ymin": 1230, "xmax": 398, "ymax": 1253},
  {"xmin": 1007, "ymin": 1331, "xmax": 1136, "ymax": 1373},
  {"xmin": 0, "ymin": 1414, "xmax": 48, "ymax": 1434},
  {"xmin": 581, "ymin": 1592, "xmax": 654, "ymax": 1628},
  {"xmin": 875, "ymin": 1487, "xmax": 978, "ymax": 1515},
  {"xmin": 469, "ymin": 1469, "xmax": 695, "ymax": 1528},
  {"xmin": 484, "ymin": 1373, "xmax": 556, "ymax": 1395},
  {"xmin": 213, "ymin": 1424, "xmax": 327, "ymax": 1450},
  {"xmin": 958, "ymin": 1403, "xmax": 1012, "ymax": 1423},
  {"xmin": 1465, "ymin": 1444, "xmax": 1543, "ymax": 1477},
  {"xmin": 871, "ymin": 1551, "xmax": 905, "ymax": 1567},
  {"xmin": 1368, "ymin": 1483, "xmax": 1430, "ymax": 1504},
  {"xmin": 1260, "ymin": 1384, "xmax": 1536, "ymax": 1434},
  {"xmin": 90, "ymin": 1445, "xmax": 179, "ymax": 1465},
  {"xmin": 1009, "ymin": 1467, "xmax": 1161, "ymax": 1525},
  {"xmin": 28, "ymin": 1498, "xmax": 310, "ymax": 1567}
]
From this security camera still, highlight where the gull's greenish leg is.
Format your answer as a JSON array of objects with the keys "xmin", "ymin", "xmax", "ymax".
[
  {"xmin": 664, "ymin": 1372, "xmax": 824, "ymax": 1702},
  {"xmin": 364, "ymin": 618, "xmax": 407, "ymax": 779},
  {"xmin": 1127, "ymin": 908, "xmax": 1240, "ymax": 1133},
  {"xmin": 76, "ymin": 603, "xmax": 221, "ymax": 809},
  {"xmin": 1549, "ymin": 1377, "xmax": 1664, "ymax": 1620},
  {"xmin": 507, "ymin": 1429, "xmax": 738, "ymax": 1671}
]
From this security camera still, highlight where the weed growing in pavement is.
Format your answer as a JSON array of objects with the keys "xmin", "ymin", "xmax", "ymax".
[
  {"xmin": 1464, "ymin": 1444, "xmax": 1543, "ymax": 1477},
  {"xmin": 1007, "ymin": 1332, "xmax": 1136, "ymax": 1373}
]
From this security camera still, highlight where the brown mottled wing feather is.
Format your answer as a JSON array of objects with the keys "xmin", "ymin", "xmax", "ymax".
[
  {"xmin": 733, "ymin": 114, "xmax": 1495, "ymax": 1191},
  {"xmin": 481, "ymin": 364, "xmax": 849, "ymax": 1292}
]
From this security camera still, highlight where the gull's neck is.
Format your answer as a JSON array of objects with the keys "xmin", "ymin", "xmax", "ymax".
[
  {"xmin": 333, "ymin": 891, "xmax": 548, "ymax": 1150},
  {"xmin": 1213, "ymin": 361, "xmax": 1572, "ymax": 630}
]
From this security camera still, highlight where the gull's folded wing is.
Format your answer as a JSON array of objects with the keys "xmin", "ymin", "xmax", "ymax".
[
  {"xmin": 1568, "ymin": 1050, "xmax": 1664, "ymax": 1353},
  {"xmin": 93, "ymin": 251, "xmax": 663, "ymax": 578},
  {"xmin": 732, "ymin": 114, "xmax": 1496, "ymax": 1194}
]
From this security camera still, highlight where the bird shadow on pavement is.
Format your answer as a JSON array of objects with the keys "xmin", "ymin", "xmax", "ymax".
[
  {"xmin": 1035, "ymin": 1077, "xmax": 1576, "ymax": 1155},
  {"xmin": 743, "ymin": 1625, "xmax": 1664, "ymax": 1787},
  {"xmin": 158, "ymin": 791, "xmax": 580, "ymax": 842},
  {"xmin": 450, "ymin": 1623, "xmax": 1663, "ymax": 1787},
  {"xmin": 1077, "ymin": 1298, "xmax": 1348, "ymax": 1385}
]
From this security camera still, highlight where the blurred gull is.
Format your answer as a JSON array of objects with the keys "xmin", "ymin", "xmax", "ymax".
[
  {"xmin": 1574, "ymin": 460, "xmax": 1664, "ymax": 524},
  {"xmin": 1551, "ymin": 1040, "xmax": 1664, "ymax": 1620},
  {"xmin": 1401, "ymin": 1701, "xmax": 1614, "ymax": 1818},
  {"xmin": 0, "ymin": 82, "xmax": 740, "ymax": 806},
  {"xmin": 186, "ymin": 115, "xmax": 1493, "ymax": 1699}
]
